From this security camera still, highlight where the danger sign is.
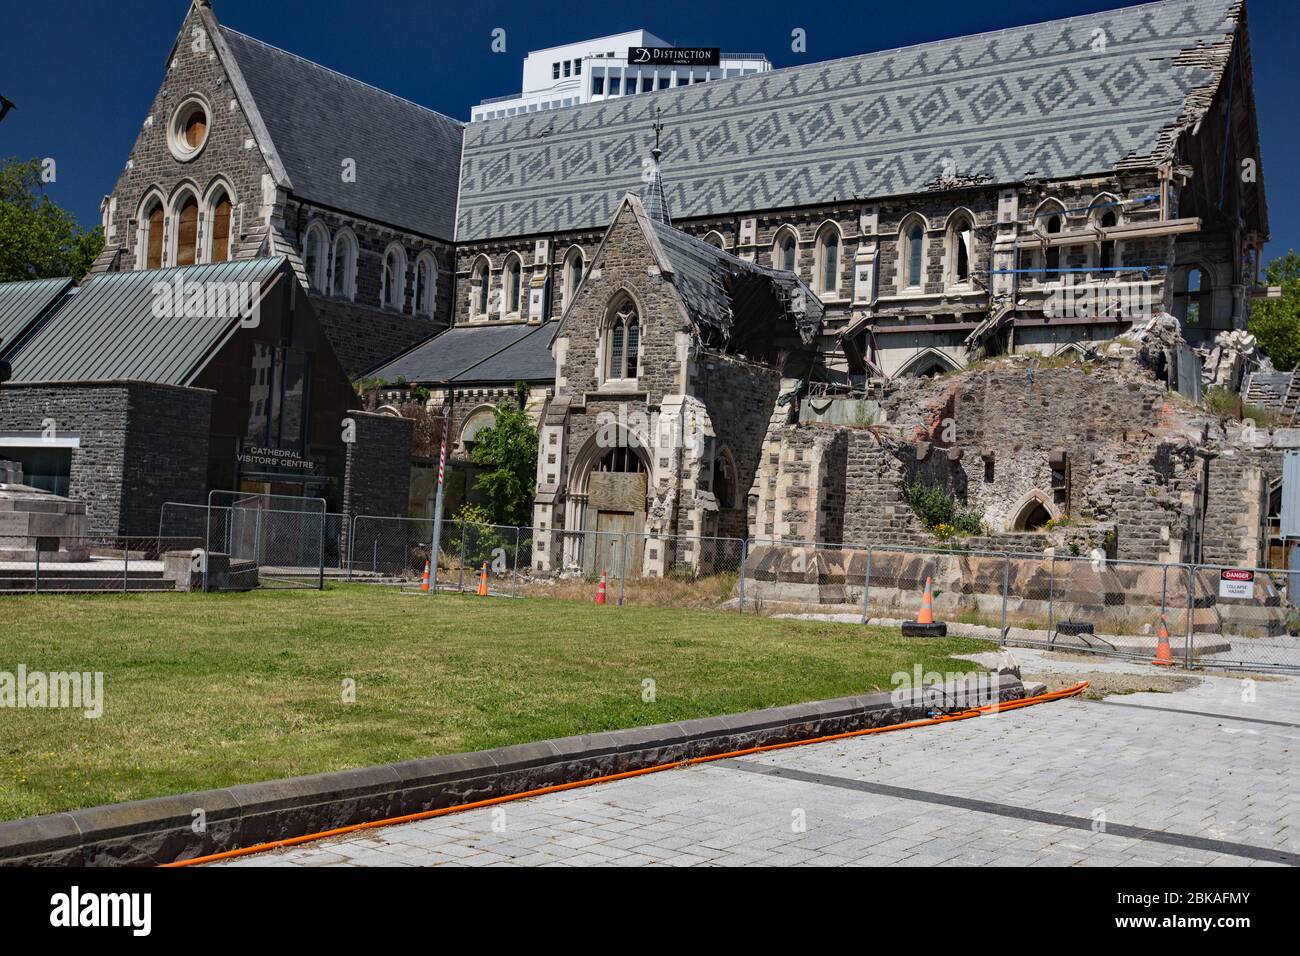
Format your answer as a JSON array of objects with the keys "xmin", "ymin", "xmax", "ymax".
[{"xmin": 1218, "ymin": 569, "xmax": 1254, "ymax": 599}]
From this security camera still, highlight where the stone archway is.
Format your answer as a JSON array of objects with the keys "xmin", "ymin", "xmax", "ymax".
[
  {"xmin": 563, "ymin": 430, "xmax": 653, "ymax": 575},
  {"xmin": 1008, "ymin": 490, "xmax": 1058, "ymax": 532}
]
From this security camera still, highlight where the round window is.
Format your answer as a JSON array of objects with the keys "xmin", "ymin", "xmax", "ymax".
[{"xmin": 168, "ymin": 97, "xmax": 210, "ymax": 161}]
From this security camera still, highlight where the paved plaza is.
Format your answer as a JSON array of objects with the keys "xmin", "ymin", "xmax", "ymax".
[{"xmin": 218, "ymin": 651, "xmax": 1299, "ymax": 867}]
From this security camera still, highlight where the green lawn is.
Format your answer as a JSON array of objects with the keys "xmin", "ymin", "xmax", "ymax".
[{"xmin": 0, "ymin": 586, "xmax": 985, "ymax": 820}]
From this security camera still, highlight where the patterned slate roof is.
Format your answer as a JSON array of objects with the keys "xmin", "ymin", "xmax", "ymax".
[
  {"xmin": 0, "ymin": 277, "xmax": 73, "ymax": 359},
  {"xmin": 7, "ymin": 259, "xmax": 286, "ymax": 386},
  {"xmin": 457, "ymin": 0, "xmax": 1238, "ymax": 241},
  {"xmin": 222, "ymin": 28, "xmax": 464, "ymax": 241},
  {"xmin": 369, "ymin": 323, "xmax": 552, "ymax": 384}
]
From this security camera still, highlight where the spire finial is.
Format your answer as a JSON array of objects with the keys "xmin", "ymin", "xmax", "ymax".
[{"xmin": 651, "ymin": 106, "xmax": 664, "ymax": 163}]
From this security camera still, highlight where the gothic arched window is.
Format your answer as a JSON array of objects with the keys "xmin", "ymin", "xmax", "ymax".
[
  {"xmin": 605, "ymin": 300, "xmax": 640, "ymax": 382},
  {"xmin": 773, "ymin": 227, "xmax": 798, "ymax": 273},
  {"xmin": 303, "ymin": 222, "xmax": 329, "ymax": 291},
  {"xmin": 816, "ymin": 225, "xmax": 840, "ymax": 295}
]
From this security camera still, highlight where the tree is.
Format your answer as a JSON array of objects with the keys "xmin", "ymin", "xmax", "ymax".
[
  {"xmin": 0, "ymin": 158, "xmax": 103, "ymax": 282},
  {"xmin": 469, "ymin": 401, "xmax": 539, "ymax": 526},
  {"xmin": 1249, "ymin": 251, "xmax": 1300, "ymax": 371}
]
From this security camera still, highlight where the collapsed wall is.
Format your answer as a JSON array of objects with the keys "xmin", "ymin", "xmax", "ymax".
[{"xmin": 746, "ymin": 353, "xmax": 1272, "ymax": 568}]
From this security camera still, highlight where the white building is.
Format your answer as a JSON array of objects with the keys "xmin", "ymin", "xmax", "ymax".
[{"xmin": 472, "ymin": 29, "xmax": 771, "ymax": 122}]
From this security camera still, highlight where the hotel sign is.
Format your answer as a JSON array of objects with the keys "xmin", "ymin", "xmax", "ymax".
[{"xmin": 628, "ymin": 47, "xmax": 720, "ymax": 67}]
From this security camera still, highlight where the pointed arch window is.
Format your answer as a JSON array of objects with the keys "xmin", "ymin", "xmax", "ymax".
[
  {"xmin": 605, "ymin": 299, "xmax": 640, "ymax": 382},
  {"xmin": 414, "ymin": 252, "xmax": 437, "ymax": 318},
  {"xmin": 703, "ymin": 231, "xmax": 725, "ymax": 249},
  {"xmin": 174, "ymin": 194, "xmax": 199, "ymax": 267},
  {"xmin": 471, "ymin": 257, "xmax": 490, "ymax": 318},
  {"xmin": 774, "ymin": 228, "xmax": 798, "ymax": 273},
  {"xmin": 816, "ymin": 226, "xmax": 840, "ymax": 295},
  {"xmin": 209, "ymin": 191, "xmax": 233, "ymax": 263},
  {"xmin": 331, "ymin": 230, "xmax": 358, "ymax": 300},
  {"xmin": 381, "ymin": 243, "xmax": 407, "ymax": 311},
  {"xmin": 899, "ymin": 216, "xmax": 926, "ymax": 290},
  {"xmin": 1043, "ymin": 213, "xmax": 1063, "ymax": 282},
  {"xmin": 501, "ymin": 254, "xmax": 522, "ymax": 318},
  {"xmin": 945, "ymin": 213, "xmax": 974, "ymax": 287},
  {"xmin": 142, "ymin": 199, "xmax": 165, "ymax": 270},
  {"xmin": 303, "ymin": 223, "xmax": 330, "ymax": 292},
  {"xmin": 562, "ymin": 246, "xmax": 584, "ymax": 311}
]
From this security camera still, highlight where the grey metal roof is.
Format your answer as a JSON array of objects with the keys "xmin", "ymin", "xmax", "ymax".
[
  {"xmin": 457, "ymin": 0, "xmax": 1238, "ymax": 241},
  {"xmin": 222, "ymin": 28, "xmax": 464, "ymax": 241},
  {"xmin": 0, "ymin": 277, "xmax": 73, "ymax": 358},
  {"xmin": 369, "ymin": 323, "xmax": 550, "ymax": 384},
  {"xmin": 7, "ymin": 259, "xmax": 285, "ymax": 386},
  {"xmin": 451, "ymin": 324, "xmax": 554, "ymax": 383}
]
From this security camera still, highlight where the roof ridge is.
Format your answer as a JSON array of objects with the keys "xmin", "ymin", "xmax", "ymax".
[
  {"xmin": 450, "ymin": 323, "xmax": 549, "ymax": 381},
  {"xmin": 221, "ymin": 26, "xmax": 464, "ymax": 128}
]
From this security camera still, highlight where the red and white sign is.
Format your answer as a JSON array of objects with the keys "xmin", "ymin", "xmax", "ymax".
[{"xmin": 1219, "ymin": 569, "xmax": 1254, "ymax": 599}]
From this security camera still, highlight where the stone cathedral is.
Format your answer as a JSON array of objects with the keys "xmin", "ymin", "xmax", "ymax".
[{"xmin": 74, "ymin": 0, "xmax": 1278, "ymax": 567}]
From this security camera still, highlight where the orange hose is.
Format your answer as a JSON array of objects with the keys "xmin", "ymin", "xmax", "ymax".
[{"xmin": 163, "ymin": 680, "xmax": 1087, "ymax": 867}]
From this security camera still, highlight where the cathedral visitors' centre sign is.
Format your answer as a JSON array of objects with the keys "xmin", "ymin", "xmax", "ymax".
[
  {"xmin": 238, "ymin": 445, "xmax": 320, "ymax": 476},
  {"xmin": 628, "ymin": 47, "xmax": 720, "ymax": 66}
]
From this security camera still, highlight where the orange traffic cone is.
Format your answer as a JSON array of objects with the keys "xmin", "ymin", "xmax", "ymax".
[
  {"xmin": 1152, "ymin": 615, "xmax": 1174, "ymax": 666},
  {"xmin": 595, "ymin": 571, "xmax": 608, "ymax": 605},
  {"xmin": 420, "ymin": 560, "xmax": 430, "ymax": 592},
  {"xmin": 476, "ymin": 563, "xmax": 489, "ymax": 597},
  {"xmin": 917, "ymin": 577, "xmax": 935, "ymax": 625}
]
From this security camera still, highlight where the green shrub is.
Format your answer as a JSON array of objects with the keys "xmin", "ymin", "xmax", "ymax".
[{"xmin": 904, "ymin": 479, "xmax": 983, "ymax": 537}]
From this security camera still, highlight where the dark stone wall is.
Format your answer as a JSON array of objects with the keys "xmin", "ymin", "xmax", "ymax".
[
  {"xmin": 0, "ymin": 382, "xmax": 212, "ymax": 536},
  {"xmin": 102, "ymin": 4, "xmax": 270, "ymax": 271},
  {"xmin": 342, "ymin": 410, "xmax": 414, "ymax": 520}
]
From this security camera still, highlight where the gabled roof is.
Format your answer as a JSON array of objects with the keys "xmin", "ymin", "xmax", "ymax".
[
  {"xmin": 220, "ymin": 28, "xmax": 464, "ymax": 241},
  {"xmin": 457, "ymin": 0, "xmax": 1241, "ymax": 241},
  {"xmin": 554, "ymin": 190, "xmax": 823, "ymax": 350},
  {"xmin": 0, "ymin": 277, "xmax": 74, "ymax": 359},
  {"xmin": 369, "ymin": 322, "xmax": 553, "ymax": 385},
  {"xmin": 6, "ymin": 259, "xmax": 286, "ymax": 386}
]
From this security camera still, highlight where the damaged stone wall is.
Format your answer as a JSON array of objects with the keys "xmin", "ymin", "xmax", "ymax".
[{"xmin": 748, "ymin": 353, "xmax": 1272, "ymax": 565}]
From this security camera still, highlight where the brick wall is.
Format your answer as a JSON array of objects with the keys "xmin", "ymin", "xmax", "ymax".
[
  {"xmin": 342, "ymin": 410, "xmax": 414, "ymax": 520},
  {"xmin": 0, "ymin": 382, "xmax": 212, "ymax": 536}
]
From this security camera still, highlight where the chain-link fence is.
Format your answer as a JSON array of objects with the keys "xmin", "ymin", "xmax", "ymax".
[
  {"xmin": 205, "ymin": 491, "xmax": 326, "ymax": 589},
  {"xmin": 17, "ymin": 505, "xmax": 1300, "ymax": 671},
  {"xmin": 0, "ymin": 532, "xmax": 210, "ymax": 594}
]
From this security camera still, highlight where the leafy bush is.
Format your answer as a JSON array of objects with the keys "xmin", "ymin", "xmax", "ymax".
[{"xmin": 904, "ymin": 479, "xmax": 983, "ymax": 537}]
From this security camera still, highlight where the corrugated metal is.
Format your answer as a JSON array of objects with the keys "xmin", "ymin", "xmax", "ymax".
[
  {"xmin": 7, "ymin": 259, "xmax": 284, "ymax": 386},
  {"xmin": 0, "ymin": 277, "xmax": 74, "ymax": 357},
  {"xmin": 1281, "ymin": 451, "xmax": 1300, "ymax": 540}
]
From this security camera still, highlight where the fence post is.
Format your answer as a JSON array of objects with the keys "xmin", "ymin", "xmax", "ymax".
[
  {"xmin": 861, "ymin": 546, "xmax": 873, "ymax": 625},
  {"xmin": 738, "ymin": 538, "xmax": 747, "ymax": 614},
  {"xmin": 1001, "ymin": 554, "xmax": 1010, "ymax": 638},
  {"xmin": 458, "ymin": 522, "xmax": 467, "ymax": 594},
  {"xmin": 1159, "ymin": 563, "xmax": 1168, "ymax": 622},
  {"xmin": 34, "ymin": 544, "xmax": 40, "ymax": 595},
  {"xmin": 123, "ymin": 543, "xmax": 128, "ymax": 593},
  {"xmin": 512, "ymin": 526, "xmax": 521, "ymax": 598},
  {"xmin": 618, "ymin": 532, "xmax": 628, "ymax": 607},
  {"xmin": 347, "ymin": 515, "xmax": 355, "ymax": 583},
  {"xmin": 1047, "ymin": 552, "xmax": 1056, "ymax": 635},
  {"xmin": 1184, "ymin": 564, "xmax": 1195, "ymax": 668}
]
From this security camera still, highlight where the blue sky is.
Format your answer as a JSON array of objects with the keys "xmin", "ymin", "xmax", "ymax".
[{"xmin": 1, "ymin": 0, "xmax": 1294, "ymax": 262}]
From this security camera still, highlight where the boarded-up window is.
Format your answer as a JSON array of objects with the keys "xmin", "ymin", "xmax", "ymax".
[
  {"xmin": 176, "ymin": 198, "xmax": 199, "ymax": 266},
  {"xmin": 184, "ymin": 110, "xmax": 207, "ymax": 149},
  {"xmin": 145, "ymin": 204, "xmax": 164, "ymax": 269},
  {"xmin": 211, "ymin": 196, "xmax": 232, "ymax": 263}
]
